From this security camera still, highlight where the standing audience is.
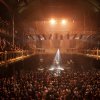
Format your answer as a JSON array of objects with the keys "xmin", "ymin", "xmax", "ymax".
[{"xmin": 0, "ymin": 69, "xmax": 100, "ymax": 100}]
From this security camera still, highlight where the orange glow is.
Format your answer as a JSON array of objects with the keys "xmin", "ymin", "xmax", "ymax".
[{"xmin": 49, "ymin": 18, "xmax": 56, "ymax": 25}]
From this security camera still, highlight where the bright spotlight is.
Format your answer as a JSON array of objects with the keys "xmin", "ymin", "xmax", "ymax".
[
  {"xmin": 49, "ymin": 49, "xmax": 64, "ymax": 76},
  {"xmin": 57, "ymin": 67, "xmax": 64, "ymax": 70},
  {"xmin": 61, "ymin": 19, "xmax": 67, "ymax": 25},
  {"xmin": 38, "ymin": 68, "xmax": 44, "ymax": 71},
  {"xmin": 54, "ymin": 49, "xmax": 60, "ymax": 63},
  {"xmin": 49, "ymin": 67, "xmax": 54, "ymax": 71},
  {"xmin": 49, "ymin": 18, "xmax": 56, "ymax": 25}
]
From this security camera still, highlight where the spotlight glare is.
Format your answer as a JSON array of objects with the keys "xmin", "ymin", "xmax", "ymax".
[
  {"xmin": 49, "ymin": 18, "xmax": 56, "ymax": 25},
  {"xmin": 57, "ymin": 67, "xmax": 64, "ymax": 70},
  {"xmin": 61, "ymin": 19, "xmax": 67, "ymax": 25},
  {"xmin": 49, "ymin": 67, "xmax": 54, "ymax": 71},
  {"xmin": 38, "ymin": 68, "xmax": 44, "ymax": 71}
]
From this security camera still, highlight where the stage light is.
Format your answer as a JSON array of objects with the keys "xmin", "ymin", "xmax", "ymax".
[
  {"xmin": 49, "ymin": 18, "xmax": 56, "ymax": 25},
  {"xmin": 49, "ymin": 49, "xmax": 64, "ymax": 75},
  {"xmin": 49, "ymin": 67, "xmax": 54, "ymax": 71},
  {"xmin": 61, "ymin": 19, "xmax": 67, "ymax": 25},
  {"xmin": 38, "ymin": 68, "xmax": 44, "ymax": 71},
  {"xmin": 57, "ymin": 67, "xmax": 64, "ymax": 70}
]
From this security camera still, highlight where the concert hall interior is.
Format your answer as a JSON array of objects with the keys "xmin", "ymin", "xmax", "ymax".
[{"xmin": 0, "ymin": 0, "xmax": 100, "ymax": 99}]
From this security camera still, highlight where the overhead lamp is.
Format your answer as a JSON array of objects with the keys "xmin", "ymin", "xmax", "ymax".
[
  {"xmin": 49, "ymin": 18, "xmax": 56, "ymax": 25},
  {"xmin": 61, "ymin": 19, "xmax": 67, "ymax": 25}
]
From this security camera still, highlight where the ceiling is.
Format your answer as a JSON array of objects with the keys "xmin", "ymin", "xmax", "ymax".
[
  {"xmin": 2, "ymin": 0, "xmax": 100, "ymax": 20},
  {"xmin": 0, "ymin": 0, "xmax": 100, "ymax": 41}
]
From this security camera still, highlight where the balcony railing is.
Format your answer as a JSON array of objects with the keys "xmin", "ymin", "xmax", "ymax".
[{"xmin": 0, "ymin": 50, "xmax": 35, "ymax": 66}]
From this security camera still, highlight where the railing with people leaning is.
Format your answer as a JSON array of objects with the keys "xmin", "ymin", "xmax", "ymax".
[{"xmin": 0, "ymin": 50, "xmax": 35, "ymax": 66}]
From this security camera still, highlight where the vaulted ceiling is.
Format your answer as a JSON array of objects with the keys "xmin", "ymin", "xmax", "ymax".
[
  {"xmin": 0, "ymin": 0, "xmax": 100, "ymax": 41},
  {"xmin": 2, "ymin": 0, "xmax": 100, "ymax": 20}
]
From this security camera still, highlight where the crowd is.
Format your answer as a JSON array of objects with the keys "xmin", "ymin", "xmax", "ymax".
[
  {"xmin": 0, "ymin": 17, "xmax": 10, "ymax": 35},
  {"xmin": 0, "ymin": 17, "xmax": 23, "ymax": 52},
  {"xmin": 0, "ymin": 37, "xmax": 22, "ymax": 52},
  {"xmin": 0, "ymin": 69, "xmax": 100, "ymax": 100},
  {"xmin": 0, "ymin": 37, "xmax": 23, "ymax": 62}
]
